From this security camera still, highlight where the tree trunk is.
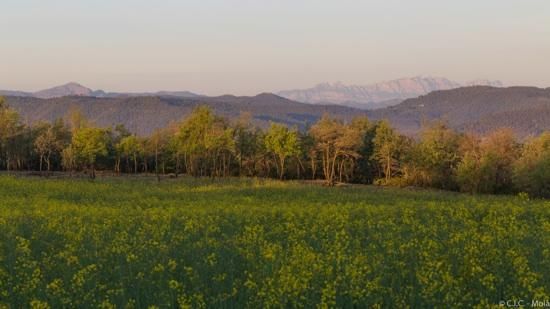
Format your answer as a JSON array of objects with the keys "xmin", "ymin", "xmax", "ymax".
[
  {"xmin": 175, "ymin": 155, "xmax": 179, "ymax": 178},
  {"xmin": 311, "ymin": 157, "xmax": 316, "ymax": 180},
  {"xmin": 322, "ymin": 150, "xmax": 329, "ymax": 184},
  {"xmin": 90, "ymin": 164, "xmax": 96, "ymax": 180},
  {"xmin": 6, "ymin": 152, "xmax": 10, "ymax": 172},
  {"xmin": 338, "ymin": 159, "xmax": 344, "ymax": 183},
  {"xmin": 155, "ymin": 145, "xmax": 160, "ymax": 182},
  {"xmin": 386, "ymin": 153, "xmax": 392, "ymax": 181},
  {"xmin": 239, "ymin": 153, "xmax": 243, "ymax": 177},
  {"xmin": 329, "ymin": 153, "xmax": 339, "ymax": 186},
  {"xmin": 46, "ymin": 153, "xmax": 51, "ymax": 177},
  {"xmin": 279, "ymin": 156, "xmax": 285, "ymax": 180}
]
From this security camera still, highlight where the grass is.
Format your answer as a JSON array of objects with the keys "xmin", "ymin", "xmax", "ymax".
[{"xmin": 0, "ymin": 175, "xmax": 548, "ymax": 308}]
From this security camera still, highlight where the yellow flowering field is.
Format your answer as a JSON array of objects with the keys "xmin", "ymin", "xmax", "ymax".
[{"xmin": 0, "ymin": 176, "xmax": 548, "ymax": 308}]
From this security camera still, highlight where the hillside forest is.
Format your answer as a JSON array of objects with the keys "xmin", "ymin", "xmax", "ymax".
[{"xmin": 0, "ymin": 96, "xmax": 548, "ymax": 198}]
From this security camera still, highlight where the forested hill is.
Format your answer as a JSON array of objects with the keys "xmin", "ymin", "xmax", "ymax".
[
  {"xmin": 367, "ymin": 86, "xmax": 550, "ymax": 138},
  {"xmin": 5, "ymin": 93, "xmax": 364, "ymax": 135},
  {"xmin": 5, "ymin": 86, "xmax": 550, "ymax": 137}
]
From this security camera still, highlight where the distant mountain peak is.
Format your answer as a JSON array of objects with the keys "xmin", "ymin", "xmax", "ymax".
[
  {"xmin": 33, "ymin": 82, "xmax": 93, "ymax": 99},
  {"xmin": 254, "ymin": 92, "xmax": 284, "ymax": 99},
  {"xmin": 64, "ymin": 81, "xmax": 86, "ymax": 87},
  {"xmin": 277, "ymin": 76, "xmax": 503, "ymax": 109}
]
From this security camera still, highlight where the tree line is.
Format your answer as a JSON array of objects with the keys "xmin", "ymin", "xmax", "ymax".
[{"xmin": 0, "ymin": 96, "xmax": 548, "ymax": 198}]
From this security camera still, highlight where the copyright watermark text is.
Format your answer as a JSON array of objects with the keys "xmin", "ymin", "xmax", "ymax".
[{"xmin": 499, "ymin": 299, "xmax": 550, "ymax": 308}]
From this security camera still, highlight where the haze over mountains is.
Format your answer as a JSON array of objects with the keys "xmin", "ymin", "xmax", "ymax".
[{"xmin": 277, "ymin": 76, "xmax": 503, "ymax": 109}]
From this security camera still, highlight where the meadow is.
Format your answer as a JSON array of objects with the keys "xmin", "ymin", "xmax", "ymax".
[{"xmin": 0, "ymin": 175, "xmax": 549, "ymax": 308}]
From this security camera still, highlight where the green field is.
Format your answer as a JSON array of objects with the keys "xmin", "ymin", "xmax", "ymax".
[{"xmin": 0, "ymin": 176, "xmax": 549, "ymax": 308}]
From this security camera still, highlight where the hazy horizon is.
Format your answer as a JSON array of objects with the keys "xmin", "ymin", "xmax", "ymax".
[{"xmin": 2, "ymin": 0, "xmax": 549, "ymax": 95}]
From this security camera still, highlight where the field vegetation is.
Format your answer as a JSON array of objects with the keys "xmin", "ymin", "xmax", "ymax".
[
  {"xmin": 0, "ymin": 176, "xmax": 549, "ymax": 307},
  {"xmin": 1, "ymin": 94, "xmax": 549, "ymax": 307}
]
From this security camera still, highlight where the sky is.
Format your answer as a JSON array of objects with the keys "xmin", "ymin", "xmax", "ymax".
[{"xmin": 1, "ymin": 0, "xmax": 549, "ymax": 95}]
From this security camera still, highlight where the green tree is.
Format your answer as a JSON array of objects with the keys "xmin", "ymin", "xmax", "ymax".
[
  {"xmin": 178, "ymin": 106, "xmax": 235, "ymax": 177},
  {"xmin": 414, "ymin": 122, "xmax": 461, "ymax": 189},
  {"xmin": 299, "ymin": 130, "xmax": 318, "ymax": 180},
  {"xmin": 455, "ymin": 134, "xmax": 484, "ymax": 193},
  {"xmin": 234, "ymin": 113, "xmax": 261, "ymax": 177},
  {"xmin": 34, "ymin": 120, "xmax": 71, "ymax": 173},
  {"xmin": 457, "ymin": 129, "xmax": 519, "ymax": 194},
  {"xmin": 9, "ymin": 127, "xmax": 35, "ymax": 171},
  {"xmin": 112, "ymin": 124, "xmax": 132, "ymax": 173},
  {"xmin": 310, "ymin": 115, "xmax": 363, "ymax": 185},
  {"xmin": 264, "ymin": 123, "xmax": 300, "ymax": 180},
  {"xmin": 166, "ymin": 130, "xmax": 182, "ymax": 177},
  {"xmin": 337, "ymin": 117, "xmax": 369, "ymax": 183},
  {"xmin": 61, "ymin": 146, "xmax": 76, "ymax": 174},
  {"xmin": 513, "ymin": 132, "xmax": 550, "ymax": 198},
  {"xmin": 71, "ymin": 127, "xmax": 109, "ymax": 179},
  {"xmin": 178, "ymin": 106, "xmax": 212, "ymax": 176},
  {"xmin": 118, "ymin": 135, "xmax": 144, "ymax": 173},
  {"xmin": 372, "ymin": 120, "xmax": 402, "ymax": 183},
  {"xmin": 206, "ymin": 121, "xmax": 235, "ymax": 177},
  {"xmin": 148, "ymin": 128, "xmax": 171, "ymax": 180},
  {"xmin": 0, "ymin": 97, "xmax": 23, "ymax": 171},
  {"xmin": 352, "ymin": 118, "xmax": 377, "ymax": 184}
]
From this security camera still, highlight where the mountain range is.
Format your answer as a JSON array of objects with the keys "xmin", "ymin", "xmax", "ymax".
[
  {"xmin": 4, "ymin": 93, "xmax": 363, "ymax": 135},
  {"xmin": 1, "ymin": 77, "xmax": 503, "ymax": 110},
  {"xmin": 2, "ymin": 85, "xmax": 548, "ymax": 138},
  {"xmin": 0, "ymin": 82, "xmax": 202, "ymax": 100},
  {"xmin": 277, "ymin": 76, "xmax": 503, "ymax": 109},
  {"xmin": 2, "ymin": 78, "xmax": 548, "ymax": 138}
]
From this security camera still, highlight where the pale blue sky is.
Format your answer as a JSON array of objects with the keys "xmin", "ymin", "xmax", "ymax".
[{"xmin": 1, "ymin": 0, "xmax": 549, "ymax": 95}]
